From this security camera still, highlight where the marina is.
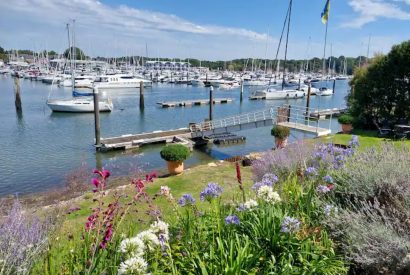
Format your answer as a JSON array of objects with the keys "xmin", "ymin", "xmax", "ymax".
[
  {"xmin": 0, "ymin": 74, "xmax": 348, "ymax": 196},
  {"xmin": 157, "ymin": 98, "xmax": 233, "ymax": 108}
]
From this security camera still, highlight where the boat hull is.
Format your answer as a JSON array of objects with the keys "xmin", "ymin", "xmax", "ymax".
[{"xmin": 47, "ymin": 99, "xmax": 113, "ymax": 113}]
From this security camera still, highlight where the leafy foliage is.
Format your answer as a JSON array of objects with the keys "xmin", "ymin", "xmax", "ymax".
[
  {"xmin": 271, "ymin": 125, "xmax": 290, "ymax": 139},
  {"xmin": 337, "ymin": 114, "xmax": 354, "ymax": 124},
  {"xmin": 348, "ymin": 40, "xmax": 410, "ymax": 127},
  {"xmin": 160, "ymin": 144, "xmax": 190, "ymax": 162},
  {"xmin": 63, "ymin": 46, "xmax": 86, "ymax": 60}
]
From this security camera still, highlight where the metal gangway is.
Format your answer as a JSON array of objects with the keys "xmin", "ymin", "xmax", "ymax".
[{"xmin": 189, "ymin": 104, "xmax": 333, "ymax": 138}]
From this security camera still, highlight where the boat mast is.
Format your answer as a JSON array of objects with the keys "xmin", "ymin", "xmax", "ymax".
[
  {"xmin": 282, "ymin": 0, "xmax": 293, "ymax": 90},
  {"xmin": 71, "ymin": 19, "xmax": 76, "ymax": 93},
  {"xmin": 273, "ymin": 2, "xmax": 291, "ymax": 83},
  {"xmin": 322, "ymin": 16, "xmax": 329, "ymax": 77}
]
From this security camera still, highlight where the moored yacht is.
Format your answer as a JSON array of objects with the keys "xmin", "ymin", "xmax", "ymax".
[
  {"xmin": 46, "ymin": 97, "xmax": 113, "ymax": 113},
  {"xmin": 93, "ymin": 74, "xmax": 152, "ymax": 89},
  {"xmin": 252, "ymin": 88, "xmax": 305, "ymax": 100}
]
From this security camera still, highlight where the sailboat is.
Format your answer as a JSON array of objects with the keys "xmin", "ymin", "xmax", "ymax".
[
  {"xmin": 46, "ymin": 21, "xmax": 113, "ymax": 113},
  {"xmin": 251, "ymin": 0, "xmax": 305, "ymax": 100}
]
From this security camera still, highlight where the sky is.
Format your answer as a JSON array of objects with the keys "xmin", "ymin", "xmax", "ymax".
[{"xmin": 0, "ymin": 0, "xmax": 409, "ymax": 60}]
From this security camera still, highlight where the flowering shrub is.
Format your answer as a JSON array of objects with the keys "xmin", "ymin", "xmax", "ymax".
[{"xmin": 0, "ymin": 200, "xmax": 51, "ymax": 274}]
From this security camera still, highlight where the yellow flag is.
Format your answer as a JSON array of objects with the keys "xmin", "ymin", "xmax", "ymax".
[{"xmin": 321, "ymin": 0, "xmax": 330, "ymax": 24}]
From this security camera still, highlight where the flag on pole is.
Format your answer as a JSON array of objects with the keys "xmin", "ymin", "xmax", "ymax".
[{"xmin": 321, "ymin": 0, "xmax": 330, "ymax": 24}]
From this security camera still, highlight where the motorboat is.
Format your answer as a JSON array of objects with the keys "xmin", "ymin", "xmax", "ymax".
[
  {"xmin": 316, "ymin": 87, "xmax": 334, "ymax": 96},
  {"xmin": 252, "ymin": 88, "xmax": 305, "ymax": 100},
  {"xmin": 93, "ymin": 74, "xmax": 152, "ymax": 89}
]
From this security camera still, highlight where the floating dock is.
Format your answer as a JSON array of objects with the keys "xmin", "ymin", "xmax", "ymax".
[
  {"xmin": 309, "ymin": 108, "xmax": 347, "ymax": 119},
  {"xmin": 157, "ymin": 98, "xmax": 233, "ymax": 108},
  {"xmin": 205, "ymin": 133, "xmax": 246, "ymax": 145},
  {"xmin": 99, "ymin": 128, "xmax": 193, "ymax": 151},
  {"xmin": 277, "ymin": 121, "xmax": 331, "ymax": 137}
]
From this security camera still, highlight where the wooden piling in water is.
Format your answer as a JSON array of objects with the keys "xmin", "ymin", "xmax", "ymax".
[
  {"xmin": 305, "ymin": 83, "xmax": 311, "ymax": 118},
  {"xmin": 139, "ymin": 81, "xmax": 145, "ymax": 109},
  {"xmin": 240, "ymin": 82, "xmax": 244, "ymax": 102},
  {"xmin": 93, "ymin": 87, "xmax": 101, "ymax": 148},
  {"xmin": 332, "ymin": 79, "xmax": 336, "ymax": 94},
  {"xmin": 209, "ymin": 86, "xmax": 213, "ymax": 121},
  {"xmin": 14, "ymin": 77, "xmax": 22, "ymax": 112}
]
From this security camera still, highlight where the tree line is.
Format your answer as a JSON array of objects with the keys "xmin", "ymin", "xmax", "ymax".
[{"xmin": 1, "ymin": 45, "xmax": 366, "ymax": 74}]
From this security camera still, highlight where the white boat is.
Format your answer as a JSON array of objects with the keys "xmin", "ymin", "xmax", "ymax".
[
  {"xmin": 317, "ymin": 87, "xmax": 334, "ymax": 96},
  {"xmin": 242, "ymin": 79, "xmax": 270, "ymax": 86},
  {"xmin": 298, "ymin": 84, "xmax": 319, "ymax": 95},
  {"xmin": 75, "ymin": 75, "xmax": 95, "ymax": 88},
  {"xmin": 253, "ymin": 88, "xmax": 305, "ymax": 100},
  {"xmin": 191, "ymin": 79, "xmax": 205, "ymax": 86},
  {"xmin": 46, "ymin": 97, "xmax": 113, "ymax": 113},
  {"xmin": 94, "ymin": 74, "xmax": 152, "ymax": 89}
]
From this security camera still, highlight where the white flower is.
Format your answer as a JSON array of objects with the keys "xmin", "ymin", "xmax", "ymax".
[
  {"xmin": 257, "ymin": 186, "xmax": 281, "ymax": 204},
  {"xmin": 137, "ymin": 230, "xmax": 160, "ymax": 251},
  {"xmin": 118, "ymin": 256, "xmax": 148, "ymax": 275},
  {"xmin": 160, "ymin": 186, "xmax": 171, "ymax": 197},
  {"xmin": 243, "ymin": 199, "xmax": 258, "ymax": 210},
  {"xmin": 150, "ymin": 220, "xmax": 169, "ymax": 240},
  {"xmin": 119, "ymin": 237, "xmax": 145, "ymax": 258}
]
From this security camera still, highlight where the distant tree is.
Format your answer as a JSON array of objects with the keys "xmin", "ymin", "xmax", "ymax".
[
  {"xmin": 64, "ymin": 47, "xmax": 86, "ymax": 60},
  {"xmin": 347, "ymin": 40, "xmax": 410, "ymax": 128},
  {"xmin": 0, "ymin": 46, "xmax": 4, "ymax": 54}
]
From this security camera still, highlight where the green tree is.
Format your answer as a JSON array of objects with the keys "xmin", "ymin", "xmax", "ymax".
[
  {"xmin": 348, "ymin": 40, "xmax": 410, "ymax": 128},
  {"xmin": 64, "ymin": 47, "xmax": 86, "ymax": 60}
]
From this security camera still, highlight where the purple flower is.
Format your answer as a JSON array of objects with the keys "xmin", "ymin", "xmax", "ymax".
[
  {"xmin": 349, "ymin": 135, "xmax": 359, "ymax": 148},
  {"xmin": 178, "ymin": 194, "xmax": 196, "ymax": 206},
  {"xmin": 324, "ymin": 204, "xmax": 338, "ymax": 216},
  {"xmin": 316, "ymin": 185, "xmax": 331, "ymax": 194},
  {"xmin": 200, "ymin": 183, "xmax": 223, "ymax": 202},
  {"xmin": 305, "ymin": 166, "xmax": 318, "ymax": 177},
  {"xmin": 252, "ymin": 173, "xmax": 278, "ymax": 191},
  {"xmin": 323, "ymin": 175, "xmax": 333, "ymax": 184},
  {"xmin": 333, "ymin": 155, "xmax": 346, "ymax": 169},
  {"xmin": 280, "ymin": 216, "xmax": 301, "ymax": 233},
  {"xmin": 236, "ymin": 204, "xmax": 246, "ymax": 212},
  {"xmin": 225, "ymin": 215, "xmax": 240, "ymax": 225}
]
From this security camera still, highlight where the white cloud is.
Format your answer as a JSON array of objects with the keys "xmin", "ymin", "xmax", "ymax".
[
  {"xmin": 343, "ymin": 0, "xmax": 410, "ymax": 28},
  {"xmin": 0, "ymin": 0, "xmax": 272, "ymax": 59}
]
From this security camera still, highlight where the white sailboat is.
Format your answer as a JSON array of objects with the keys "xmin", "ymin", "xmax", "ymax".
[{"xmin": 46, "ymin": 21, "xmax": 113, "ymax": 113}]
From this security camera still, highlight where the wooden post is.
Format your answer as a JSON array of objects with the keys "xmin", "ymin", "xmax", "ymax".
[
  {"xmin": 139, "ymin": 81, "xmax": 145, "ymax": 109},
  {"xmin": 240, "ymin": 82, "xmax": 244, "ymax": 102},
  {"xmin": 332, "ymin": 79, "xmax": 336, "ymax": 94},
  {"xmin": 287, "ymin": 105, "xmax": 291, "ymax": 122},
  {"xmin": 14, "ymin": 77, "xmax": 22, "ymax": 112},
  {"xmin": 93, "ymin": 87, "xmax": 101, "ymax": 148},
  {"xmin": 298, "ymin": 78, "xmax": 301, "ymax": 90},
  {"xmin": 209, "ymin": 86, "xmax": 213, "ymax": 121},
  {"xmin": 305, "ymin": 83, "xmax": 311, "ymax": 118}
]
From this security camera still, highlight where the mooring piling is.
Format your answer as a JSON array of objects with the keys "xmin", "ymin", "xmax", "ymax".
[
  {"xmin": 93, "ymin": 87, "xmax": 101, "ymax": 148},
  {"xmin": 305, "ymin": 83, "xmax": 311, "ymax": 118},
  {"xmin": 139, "ymin": 81, "xmax": 145, "ymax": 110},
  {"xmin": 209, "ymin": 86, "xmax": 214, "ymax": 121},
  {"xmin": 14, "ymin": 77, "xmax": 22, "ymax": 113},
  {"xmin": 240, "ymin": 82, "xmax": 244, "ymax": 102},
  {"xmin": 332, "ymin": 79, "xmax": 336, "ymax": 94}
]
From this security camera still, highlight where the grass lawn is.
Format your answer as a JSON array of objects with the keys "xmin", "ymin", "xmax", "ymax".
[{"xmin": 321, "ymin": 129, "xmax": 410, "ymax": 148}]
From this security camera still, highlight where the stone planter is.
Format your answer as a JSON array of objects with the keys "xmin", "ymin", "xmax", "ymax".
[
  {"xmin": 341, "ymin": 123, "xmax": 353, "ymax": 134},
  {"xmin": 275, "ymin": 137, "xmax": 288, "ymax": 149},
  {"xmin": 167, "ymin": 160, "xmax": 184, "ymax": 175}
]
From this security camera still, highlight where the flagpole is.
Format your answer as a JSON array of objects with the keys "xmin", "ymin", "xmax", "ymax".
[{"xmin": 322, "ymin": 20, "xmax": 328, "ymax": 77}]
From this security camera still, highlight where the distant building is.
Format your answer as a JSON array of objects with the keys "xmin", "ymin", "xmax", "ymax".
[{"xmin": 144, "ymin": 61, "xmax": 190, "ymax": 71}]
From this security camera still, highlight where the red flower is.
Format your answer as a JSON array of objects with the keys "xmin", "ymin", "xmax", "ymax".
[
  {"xmin": 91, "ymin": 178, "xmax": 101, "ymax": 188},
  {"xmin": 327, "ymin": 184, "xmax": 335, "ymax": 190}
]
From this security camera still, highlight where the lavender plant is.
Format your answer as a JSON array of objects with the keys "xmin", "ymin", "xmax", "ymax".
[{"xmin": 0, "ymin": 200, "xmax": 50, "ymax": 274}]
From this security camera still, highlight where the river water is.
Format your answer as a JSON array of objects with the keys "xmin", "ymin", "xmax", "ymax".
[{"xmin": 0, "ymin": 75, "xmax": 349, "ymax": 196}]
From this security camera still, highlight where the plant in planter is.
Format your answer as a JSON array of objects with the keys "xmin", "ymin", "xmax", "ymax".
[
  {"xmin": 338, "ymin": 114, "xmax": 355, "ymax": 134},
  {"xmin": 271, "ymin": 125, "xmax": 290, "ymax": 149},
  {"xmin": 160, "ymin": 144, "xmax": 191, "ymax": 175}
]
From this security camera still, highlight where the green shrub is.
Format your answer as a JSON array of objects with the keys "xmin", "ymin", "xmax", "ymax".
[
  {"xmin": 160, "ymin": 144, "xmax": 190, "ymax": 162},
  {"xmin": 337, "ymin": 114, "xmax": 355, "ymax": 124},
  {"xmin": 271, "ymin": 125, "xmax": 290, "ymax": 139}
]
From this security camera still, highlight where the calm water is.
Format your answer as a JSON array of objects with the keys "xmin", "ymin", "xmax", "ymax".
[{"xmin": 0, "ymin": 76, "xmax": 349, "ymax": 196}]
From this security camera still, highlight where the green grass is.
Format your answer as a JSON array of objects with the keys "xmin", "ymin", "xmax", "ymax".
[
  {"xmin": 58, "ymin": 162, "xmax": 254, "ymax": 236},
  {"xmin": 321, "ymin": 129, "xmax": 410, "ymax": 148}
]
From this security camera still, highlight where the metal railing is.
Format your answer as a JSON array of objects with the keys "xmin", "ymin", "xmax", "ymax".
[{"xmin": 189, "ymin": 104, "xmax": 334, "ymax": 135}]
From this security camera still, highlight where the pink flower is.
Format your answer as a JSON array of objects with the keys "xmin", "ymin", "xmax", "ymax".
[
  {"xmin": 91, "ymin": 178, "xmax": 101, "ymax": 188},
  {"xmin": 93, "ymin": 169, "xmax": 111, "ymax": 180}
]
